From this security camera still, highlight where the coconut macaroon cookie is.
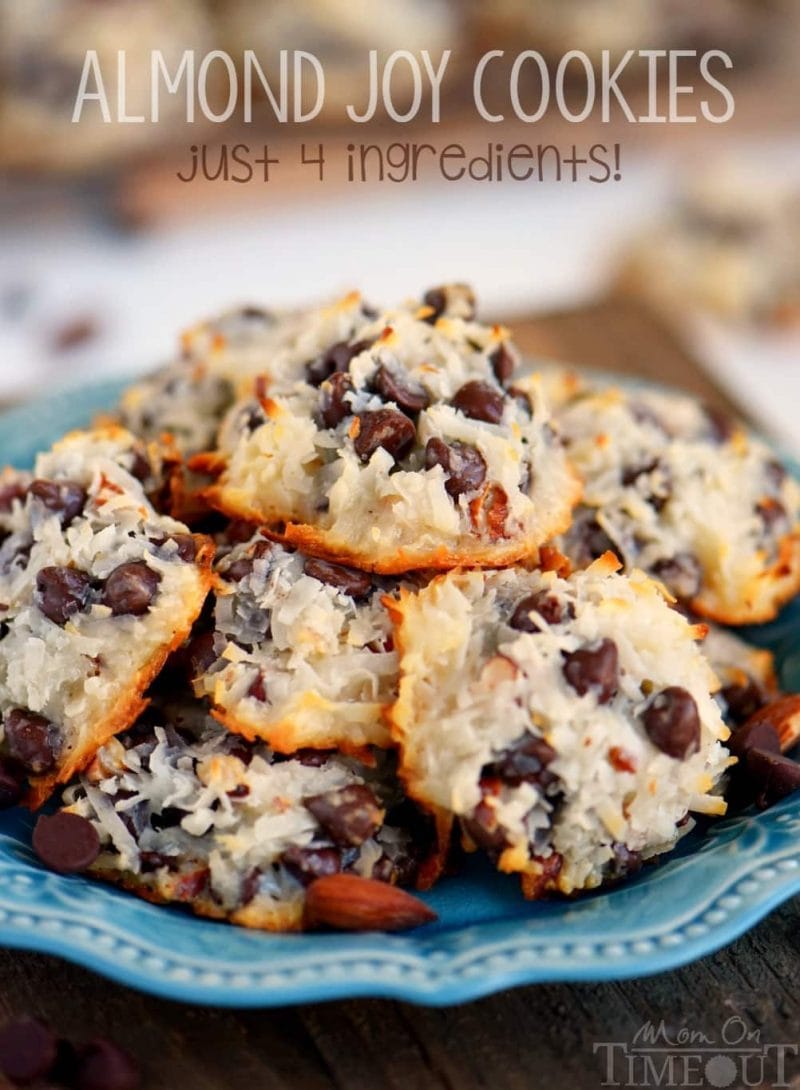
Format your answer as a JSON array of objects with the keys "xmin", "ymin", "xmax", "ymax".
[
  {"xmin": 552, "ymin": 380, "xmax": 800, "ymax": 624},
  {"xmin": 60, "ymin": 708, "xmax": 429, "ymax": 931},
  {"xmin": 387, "ymin": 555, "xmax": 732, "ymax": 897},
  {"xmin": 0, "ymin": 427, "xmax": 213, "ymax": 808},
  {"xmin": 192, "ymin": 532, "xmax": 404, "ymax": 753},
  {"xmin": 204, "ymin": 296, "xmax": 578, "ymax": 573}
]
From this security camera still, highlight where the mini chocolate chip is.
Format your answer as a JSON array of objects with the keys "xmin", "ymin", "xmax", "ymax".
[
  {"xmin": 489, "ymin": 343, "xmax": 515, "ymax": 384},
  {"xmin": 572, "ymin": 514, "xmax": 616, "ymax": 564},
  {"xmin": 33, "ymin": 812, "xmax": 100, "ymax": 874},
  {"xmin": 248, "ymin": 673, "xmax": 267, "ymax": 702},
  {"xmin": 462, "ymin": 798, "xmax": 508, "ymax": 852},
  {"xmin": 746, "ymin": 748, "xmax": 800, "ymax": 809},
  {"xmin": 562, "ymin": 639, "xmax": 619, "ymax": 704},
  {"xmin": 422, "ymin": 287, "xmax": 446, "ymax": 323},
  {"xmin": 607, "ymin": 843, "xmax": 643, "ymax": 881},
  {"xmin": 756, "ymin": 498, "xmax": 787, "ymax": 530},
  {"xmin": 424, "ymin": 438, "xmax": 486, "ymax": 498},
  {"xmin": 765, "ymin": 459, "xmax": 788, "ymax": 489},
  {"xmin": 239, "ymin": 305, "xmax": 273, "ymax": 322},
  {"xmin": 485, "ymin": 732, "xmax": 558, "ymax": 788},
  {"xmin": 728, "ymin": 717, "xmax": 780, "ymax": 760},
  {"xmin": 721, "ymin": 679, "xmax": 769, "ymax": 726},
  {"xmin": 319, "ymin": 372, "xmax": 353, "ymax": 428},
  {"xmin": 0, "ymin": 1017, "xmax": 58, "ymax": 1084},
  {"xmin": 128, "ymin": 448, "xmax": 151, "ymax": 483},
  {"xmin": 0, "ymin": 479, "xmax": 28, "ymax": 511},
  {"xmin": 303, "ymin": 557, "xmax": 373, "ymax": 599},
  {"xmin": 373, "ymin": 365, "xmax": 429, "ymax": 414},
  {"xmin": 641, "ymin": 686, "xmax": 700, "ymax": 759},
  {"xmin": 4, "ymin": 708, "xmax": 61, "ymax": 774},
  {"xmin": 621, "ymin": 459, "xmax": 659, "ymax": 487},
  {"xmin": 510, "ymin": 591, "xmax": 573, "ymax": 632},
  {"xmin": 451, "ymin": 381, "xmax": 505, "ymax": 425},
  {"xmin": 29, "ymin": 478, "xmax": 86, "ymax": 526},
  {"xmin": 77, "ymin": 1038, "xmax": 140, "ymax": 1090},
  {"xmin": 101, "ymin": 562, "xmax": 161, "ymax": 616},
  {"xmin": 150, "ymin": 806, "xmax": 186, "ymax": 832},
  {"xmin": 651, "ymin": 553, "xmax": 702, "ymax": 601},
  {"xmin": 184, "ymin": 630, "xmax": 218, "ymax": 680},
  {"xmin": 153, "ymin": 534, "xmax": 196, "ymax": 562},
  {"xmin": 0, "ymin": 756, "xmax": 24, "ymax": 808},
  {"xmin": 306, "ymin": 784, "xmax": 383, "ymax": 847},
  {"xmin": 36, "ymin": 566, "xmax": 92, "ymax": 626},
  {"xmin": 225, "ymin": 557, "xmax": 255, "ymax": 582},
  {"xmin": 306, "ymin": 338, "xmax": 373, "ymax": 386},
  {"xmin": 353, "ymin": 409, "xmax": 415, "ymax": 463},
  {"xmin": 282, "ymin": 845, "xmax": 341, "ymax": 885}
]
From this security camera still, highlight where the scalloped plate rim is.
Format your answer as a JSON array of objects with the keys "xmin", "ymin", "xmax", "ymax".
[{"xmin": 0, "ymin": 374, "xmax": 796, "ymax": 1008}]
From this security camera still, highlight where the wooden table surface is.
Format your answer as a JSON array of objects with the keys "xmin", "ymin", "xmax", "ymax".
[{"xmin": 1, "ymin": 298, "xmax": 796, "ymax": 1090}]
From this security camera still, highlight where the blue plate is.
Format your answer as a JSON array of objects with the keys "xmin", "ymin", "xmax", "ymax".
[{"xmin": 0, "ymin": 378, "xmax": 798, "ymax": 1008}]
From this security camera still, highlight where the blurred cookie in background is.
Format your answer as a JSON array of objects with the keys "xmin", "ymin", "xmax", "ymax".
[
  {"xmin": 0, "ymin": 0, "xmax": 215, "ymax": 173},
  {"xmin": 616, "ymin": 170, "xmax": 800, "ymax": 327},
  {"xmin": 472, "ymin": 0, "xmax": 791, "ymax": 66},
  {"xmin": 215, "ymin": 0, "xmax": 465, "ymax": 120}
]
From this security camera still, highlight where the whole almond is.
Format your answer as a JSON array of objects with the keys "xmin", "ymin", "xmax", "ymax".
[
  {"xmin": 744, "ymin": 694, "xmax": 800, "ymax": 754},
  {"xmin": 304, "ymin": 874, "xmax": 437, "ymax": 932}
]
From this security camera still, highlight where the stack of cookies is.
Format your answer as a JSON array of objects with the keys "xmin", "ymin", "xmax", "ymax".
[{"xmin": 2, "ymin": 286, "xmax": 799, "ymax": 932}]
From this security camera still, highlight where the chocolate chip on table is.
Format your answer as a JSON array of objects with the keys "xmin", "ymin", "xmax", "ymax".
[
  {"xmin": 306, "ymin": 338, "xmax": 373, "ymax": 386},
  {"xmin": 101, "ymin": 562, "xmax": 161, "ymax": 616},
  {"xmin": 33, "ymin": 812, "xmax": 100, "ymax": 874},
  {"xmin": 282, "ymin": 844, "xmax": 341, "ymax": 886},
  {"xmin": 306, "ymin": 784, "xmax": 384, "ymax": 846},
  {"xmin": 509, "ymin": 591, "xmax": 573, "ymax": 632},
  {"xmin": 728, "ymin": 717, "xmax": 780, "ymax": 760},
  {"xmin": 77, "ymin": 1037, "xmax": 141, "ymax": 1090},
  {"xmin": 29, "ymin": 478, "xmax": 86, "ymax": 526},
  {"xmin": 484, "ymin": 732, "xmax": 558, "ymax": 788},
  {"xmin": 562, "ymin": 639, "xmax": 619, "ymax": 703},
  {"xmin": 353, "ymin": 409, "xmax": 415, "ymax": 463},
  {"xmin": 0, "ymin": 756, "xmax": 24, "ymax": 808},
  {"xmin": 36, "ymin": 565, "xmax": 93, "ymax": 625},
  {"xmin": 4, "ymin": 708, "xmax": 61, "ymax": 774},
  {"xmin": 641, "ymin": 686, "xmax": 700, "ymax": 759},
  {"xmin": 451, "ymin": 380, "xmax": 505, "ymax": 425},
  {"xmin": 373, "ymin": 365, "xmax": 429, "ymax": 414},
  {"xmin": 651, "ymin": 552, "xmax": 702, "ymax": 601},
  {"xmin": 319, "ymin": 372, "xmax": 353, "ymax": 428},
  {"xmin": 489, "ymin": 343, "xmax": 515, "ymax": 384},
  {"xmin": 303, "ymin": 556, "xmax": 373, "ymax": 599},
  {"xmin": 0, "ymin": 1016, "xmax": 58, "ymax": 1084},
  {"xmin": 746, "ymin": 748, "xmax": 800, "ymax": 809},
  {"xmin": 424, "ymin": 438, "xmax": 486, "ymax": 498}
]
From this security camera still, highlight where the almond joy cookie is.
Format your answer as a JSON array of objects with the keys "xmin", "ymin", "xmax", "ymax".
[
  {"xmin": 192, "ymin": 530, "xmax": 407, "ymax": 754},
  {"xmin": 387, "ymin": 554, "xmax": 732, "ymax": 897},
  {"xmin": 0, "ymin": 427, "xmax": 213, "ymax": 808},
  {"xmin": 204, "ymin": 293, "xmax": 578, "ymax": 573},
  {"xmin": 59, "ymin": 706, "xmax": 433, "ymax": 931},
  {"xmin": 552, "ymin": 379, "xmax": 800, "ymax": 624}
]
